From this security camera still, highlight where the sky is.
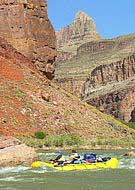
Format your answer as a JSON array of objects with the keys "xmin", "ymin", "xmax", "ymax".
[{"xmin": 48, "ymin": 0, "xmax": 135, "ymax": 39}]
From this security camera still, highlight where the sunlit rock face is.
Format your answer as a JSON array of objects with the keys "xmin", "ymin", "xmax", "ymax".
[
  {"xmin": 55, "ymin": 32, "xmax": 135, "ymax": 122},
  {"xmin": 82, "ymin": 54, "xmax": 135, "ymax": 122},
  {"xmin": 0, "ymin": 0, "xmax": 57, "ymax": 79},
  {"xmin": 56, "ymin": 10, "xmax": 101, "ymax": 55}
]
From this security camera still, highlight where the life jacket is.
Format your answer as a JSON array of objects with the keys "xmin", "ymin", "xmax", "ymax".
[
  {"xmin": 84, "ymin": 153, "xmax": 96, "ymax": 163},
  {"xmin": 102, "ymin": 157, "xmax": 111, "ymax": 162},
  {"xmin": 57, "ymin": 155, "xmax": 65, "ymax": 162},
  {"xmin": 87, "ymin": 158, "xmax": 92, "ymax": 163},
  {"xmin": 70, "ymin": 152, "xmax": 80, "ymax": 160}
]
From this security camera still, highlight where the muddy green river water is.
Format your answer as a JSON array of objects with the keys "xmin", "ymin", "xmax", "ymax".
[{"xmin": 0, "ymin": 150, "xmax": 135, "ymax": 190}]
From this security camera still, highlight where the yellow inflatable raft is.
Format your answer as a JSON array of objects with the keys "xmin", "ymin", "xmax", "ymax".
[{"xmin": 31, "ymin": 158, "xmax": 118, "ymax": 171}]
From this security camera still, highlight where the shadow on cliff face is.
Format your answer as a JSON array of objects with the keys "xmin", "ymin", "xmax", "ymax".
[{"xmin": 130, "ymin": 108, "xmax": 135, "ymax": 122}]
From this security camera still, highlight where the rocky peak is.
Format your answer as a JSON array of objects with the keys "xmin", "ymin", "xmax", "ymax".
[
  {"xmin": 56, "ymin": 10, "xmax": 101, "ymax": 54},
  {"xmin": 74, "ymin": 10, "xmax": 95, "ymax": 26},
  {"xmin": 74, "ymin": 11, "xmax": 96, "ymax": 35},
  {"xmin": 74, "ymin": 10, "xmax": 92, "ymax": 20}
]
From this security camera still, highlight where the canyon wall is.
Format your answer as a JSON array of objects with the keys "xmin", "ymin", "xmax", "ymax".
[
  {"xmin": 55, "ymin": 51, "xmax": 74, "ymax": 63},
  {"xmin": 77, "ymin": 34, "xmax": 135, "ymax": 56},
  {"xmin": 82, "ymin": 54, "xmax": 135, "ymax": 94},
  {"xmin": 0, "ymin": 0, "xmax": 56, "ymax": 79},
  {"xmin": 55, "ymin": 34, "xmax": 135, "ymax": 97},
  {"xmin": 77, "ymin": 40, "xmax": 116, "ymax": 55},
  {"xmin": 86, "ymin": 86, "xmax": 135, "ymax": 122},
  {"xmin": 82, "ymin": 54, "xmax": 135, "ymax": 122},
  {"xmin": 55, "ymin": 33, "xmax": 135, "ymax": 121}
]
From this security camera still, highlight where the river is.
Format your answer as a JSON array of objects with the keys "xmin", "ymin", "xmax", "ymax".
[{"xmin": 0, "ymin": 149, "xmax": 135, "ymax": 190}]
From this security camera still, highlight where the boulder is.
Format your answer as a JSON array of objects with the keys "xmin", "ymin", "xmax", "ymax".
[
  {"xmin": 0, "ymin": 136, "xmax": 21, "ymax": 149},
  {"xmin": 123, "ymin": 151, "xmax": 135, "ymax": 156},
  {"xmin": 0, "ymin": 136, "xmax": 38, "ymax": 167}
]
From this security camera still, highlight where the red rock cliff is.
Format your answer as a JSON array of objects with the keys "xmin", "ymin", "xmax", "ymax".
[{"xmin": 0, "ymin": 0, "xmax": 56, "ymax": 79}]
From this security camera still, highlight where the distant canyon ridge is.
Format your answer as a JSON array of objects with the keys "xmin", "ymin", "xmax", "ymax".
[{"xmin": 55, "ymin": 11, "xmax": 135, "ymax": 123}]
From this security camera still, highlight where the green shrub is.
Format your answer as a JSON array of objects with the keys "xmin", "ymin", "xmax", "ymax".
[
  {"xmin": 44, "ymin": 134, "xmax": 82, "ymax": 147},
  {"xmin": 127, "ymin": 122, "xmax": 135, "ymax": 129},
  {"xmin": 15, "ymin": 88, "xmax": 25, "ymax": 98},
  {"xmin": 53, "ymin": 136, "xmax": 64, "ymax": 147},
  {"xmin": 35, "ymin": 131, "xmax": 46, "ymax": 139},
  {"xmin": 64, "ymin": 134, "xmax": 82, "ymax": 146},
  {"xmin": 96, "ymin": 139, "xmax": 105, "ymax": 145},
  {"xmin": 90, "ymin": 141, "xmax": 96, "ymax": 146}
]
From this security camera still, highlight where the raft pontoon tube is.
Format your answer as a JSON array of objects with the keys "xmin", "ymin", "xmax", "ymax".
[{"xmin": 31, "ymin": 158, "xmax": 118, "ymax": 171}]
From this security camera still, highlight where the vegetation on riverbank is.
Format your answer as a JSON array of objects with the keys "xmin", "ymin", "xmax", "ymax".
[
  {"xmin": 16, "ymin": 132, "xmax": 135, "ymax": 150},
  {"xmin": 118, "ymin": 120, "xmax": 135, "ymax": 130},
  {"xmin": 127, "ymin": 122, "xmax": 135, "ymax": 129}
]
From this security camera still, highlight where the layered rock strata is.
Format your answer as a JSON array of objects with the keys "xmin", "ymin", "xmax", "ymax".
[
  {"xmin": 56, "ymin": 51, "xmax": 74, "ymax": 63},
  {"xmin": 55, "ymin": 33, "xmax": 135, "ymax": 97},
  {"xmin": 77, "ymin": 34, "xmax": 135, "ymax": 56},
  {"xmin": 86, "ymin": 86, "xmax": 135, "ymax": 122},
  {"xmin": 82, "ymin": 54, "xmax": 135, "ymax": 94},
  {"xmin": 0, "ymin": 0, "xmax": 56, "ymax": 79},
  {"xmin": 56, "ymin": 11, "xmax": 101, "ymax": 55},
  {"xmin": 55, "ymin": 33, "xmax": 135, "ymax": 121},
  {"xmin": 82, "ymin": 54, "xmax": 135, "ymax": 122}
]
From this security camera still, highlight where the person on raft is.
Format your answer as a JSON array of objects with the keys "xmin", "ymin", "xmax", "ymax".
[
  {"xmin": 69, "ymin": 150, "xmax": 81, "ymax": 164},
  {"xmin": 50, "ymin": 150, "xmax": 65, "ymax": 166}
]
